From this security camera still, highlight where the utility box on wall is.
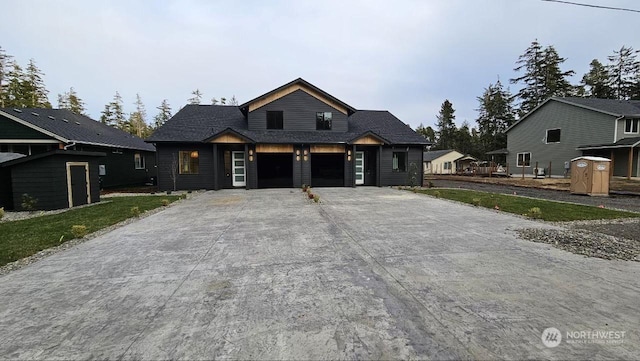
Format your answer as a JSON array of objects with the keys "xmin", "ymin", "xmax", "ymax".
[{"xmin": 570, "ymin": 156, "xmax": 611, "ymax": 196}]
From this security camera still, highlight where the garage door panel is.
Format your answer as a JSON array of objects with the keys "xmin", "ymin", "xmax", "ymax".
[
  {"xmin": 257, "ymin": 153, "xmax": 293, "ymax": 188},
  {"xmin": 311, "ymin": 154, "xmax": 344, "ymax": 187}
]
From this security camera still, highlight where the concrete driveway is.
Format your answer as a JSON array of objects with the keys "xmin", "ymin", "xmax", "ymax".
[{"xmin": 0, "ymin": 188, "xmax": 638, "ymax": 359}]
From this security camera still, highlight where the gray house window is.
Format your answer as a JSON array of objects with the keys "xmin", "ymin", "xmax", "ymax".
[
  {"xmin": 625, "ymin": 119, "xmax": 639, "ymax": 134},
  {"xmin": 392, "ymin": 152, "xmax": 407, "ymax": 172},
  {"xmin": 546, "ymin": 129, "xmax": 561, "ymax": 143},
  {"xmin": 517, "ymin": 152, "xmax": 531, "ymax": 167},
  {"xmin": 316, "ymin": 112, "xmax": 332, "ymax": 130},
  {"xmin": 134, "ymin": 153, "xmax": 145, "ymax": 169},
  {"xmin": 267, "ymin": 111, "xmax": 283, "ymax": 129},
  {"xmin": 444, "ymin": 161, "xmax": 452, "ymax": 170}
]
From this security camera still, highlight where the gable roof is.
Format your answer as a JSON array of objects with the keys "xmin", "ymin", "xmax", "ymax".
[
  {"xmin": 0, "ymin": 152, "xmax": 26, "ymax": 164},
  {"xmin": 423, "ymin": 149, "xmax": 458, "ymax": 161},
  {"xmin": 0, "ymin": 108, "xmax": 155, "ymax": 152},
  {"xmin": 239, "ymin": 78, "xmax": 357, "ymax": 116},
  {"xmin": 507, "ymin": 97, "xmax": 640, "ymax": 133},
  {"xmin": 148, "ymin": 106, "xmax": 430, "ymax": 146},
  {"xmin": 0, "ymin": 150, "xmax": 105, "ymax": 168},
  {"xmin": 577, "ymin": 136, "xmax": 640, "ymax": 150}
]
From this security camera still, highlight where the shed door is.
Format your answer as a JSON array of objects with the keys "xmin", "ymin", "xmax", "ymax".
[
  {"xmin": 67, "ymin": 162, "xmax": 90, "ymax": 207},
  {"xmin": 70, "ymin": 165, "xmax": 88, "ymax": 206}
]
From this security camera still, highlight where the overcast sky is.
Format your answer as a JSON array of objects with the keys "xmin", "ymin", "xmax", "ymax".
[{"xmin": 1, "ymin": 0, "xmax": 638, "ymax": 130}]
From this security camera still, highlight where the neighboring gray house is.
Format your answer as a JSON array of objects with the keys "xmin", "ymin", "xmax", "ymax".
[{"xmin": 506, "ymin": 97, "xmax": 640, "ymax": 178}]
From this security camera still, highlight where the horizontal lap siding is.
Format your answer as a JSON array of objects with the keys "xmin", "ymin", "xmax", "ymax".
[
  {"xmin": 380, "ymin": 147, "xmax": 423, "ymax": 186},
  {"xmin": 156, "ymin": 144, "xmax": 214, "ymax": 191},
  {"xmin": 507, "ymin": 101, "xmax": 616, "ymax": 176},
  {"xmin": 248, "ymin": 90, "xmax": 348, "ymax": 132},
  {"xmin": 79, "ymin": 146, "xmax": 156, "ymax": 188}
]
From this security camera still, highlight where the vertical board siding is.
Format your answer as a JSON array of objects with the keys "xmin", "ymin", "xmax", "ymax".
[
  {"xmin": 507, "ymin": 100, "xmax": 616, "ymax": 176},
  {"xmin": 248, "ymin": 90, "xmax": 348, "ymax": 132}
]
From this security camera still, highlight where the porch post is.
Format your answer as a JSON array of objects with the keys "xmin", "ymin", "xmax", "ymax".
[
  {"xmin": 628, "ymin": 147, "xmax": 633, "ymax": 180},
  {"xmin": 212, "ymin": 144, "xmax": 219, "ymax": 190},
  {"xmin": 377, "ymin": 145, "xmax": 382, "ymax": 187},
  {"xmin": 244, "ymin": 143, "xmax": 249, "ymax": 189}
]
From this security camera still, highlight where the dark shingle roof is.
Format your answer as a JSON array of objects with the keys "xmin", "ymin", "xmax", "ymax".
[
  {"xmin": 348, "ymin": 110, "xmax": 430, "ymax": 145},
  {"xmin": 0, "ymin": 108, "xmax": 154, "ymax": 151},
  {"xmin": 577, "ymin": 136, "xmax": 640, "ymax": 150},
  {"xmin": 148, "ymin": 106, "xmax": 430, "ymax": 145},
  {"xmin": 556, "ymin": 97, "xmax": 640, "ymax": 116},
  {"xmin": 423, "ymin": 149, "xmax": 456, "ymax": 161}
]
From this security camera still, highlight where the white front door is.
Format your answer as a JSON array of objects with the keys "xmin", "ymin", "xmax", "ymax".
[
  {"xmin": 232, "ymin": 151, "xmax": 246, "ymax": 187},
  {"xmin": 355, "ymin": 151, "xmax": 364, "ymax": 185}
]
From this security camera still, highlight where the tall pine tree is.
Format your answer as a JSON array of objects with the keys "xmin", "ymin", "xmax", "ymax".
[
  {"xmin": 188, "ymin": 89, "xmax": 203, "ymax": 105},
  {"xmin": 435, "ymin": 100, "xmax": 456, "ymax": 150},
  {"xmin": 415, "ymin": 123, "xmax": 436, "ymax": 144},
  {"xmin": 128, "ymin": 93, "xmax": 150, "ymax": 138},
  {"xmin": 154, "ymin": 99, "xmax": 172, "ymax": 128},
  {"xmin": 0, "ymin": 46, "xmax": 12, "ymax": 107},
  {"xmin": 475, "ymin": 80, "xmax": 516, "ymax": 155},
  {"xmin": 24, "ymin": 59, "xmax": 51, "ymax": 108},
  {"xmin": 57, "ymin": 87, "xmax": 86, "ymax": 114},
  {"xmin": 607, "ymin": 46, "xmax": 640, "ymax": 100},
  {"xmin": 581, "ymin": 59, "xmax": 613, "ymax": 98},
  {"xmin": 100, "ymin": 91, "xmax": 127, "ymax": 128}
]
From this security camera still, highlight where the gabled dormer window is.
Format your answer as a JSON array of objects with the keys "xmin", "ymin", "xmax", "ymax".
[
  {"xmin": 267, "ymin": 111, "xmax": 283, "ymax": 129},
  {"xmin": 625, "ymin": 119, "xmax": 639, "ymax": 134},
  {"xmin": 316, "ymin": 112, "xmax": 332, "ymax": 130}
]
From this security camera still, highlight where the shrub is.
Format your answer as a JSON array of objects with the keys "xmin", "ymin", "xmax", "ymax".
[
  {"xmin": 313, "ymin": 195, "xmax": 320, "ymax": 203},
  {"xmin": 161, "ymin": 199, "xmax": 170, "ymax": 206},
  {"xmin": 428, "ymin": 181, "xmax": 435, "ymax": 188},
  {"xmin": 301, "ymin": 184, "xmax": 308, "ymax": 192},
  {"xmin": 472, "ymin": 198, "xmax": 482, "ymax": 207},
  {"xmin": 308, "ymin": 193, "xmax": 315, "ymax": 199},
  {"xmin": 433, "ymin": 191, "xmax": 441, "ymax": 198},
  {"xmin": 0, "ymin": 207, "xmax": 4, "ymax": 220},
  {"xmin": 131, "ymin": 206, "xmax": 141, "ymax": 217},
  {"xmin": 21, "ymin": 193, "xmax": 38, "ymax": 211},
  {"xmin": 528, "ymin": 207, "xmax": 542, "ymax": 219},
  {"xmin": 306, "ymin": 187, "xmax": 312, "ymax": 194},
  {"xmin": 71, "ymin": 225, "xmax": 88, "ymax": 238}
]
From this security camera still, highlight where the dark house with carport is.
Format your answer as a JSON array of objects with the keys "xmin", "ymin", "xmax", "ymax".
[
  {"xmin": 147, "ymin": 78, "xmax": 429, "ymax": 190},
  {"xmin": 0, "ymin": 108, "xmax": 156, "ymax": 188}
]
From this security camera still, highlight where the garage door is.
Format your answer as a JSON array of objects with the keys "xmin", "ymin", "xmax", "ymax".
[
  {"xmin": 311, "ymin": 153, "xmax": 344, "ymax": 187},
  {"xmin": 257, "ymin": 153, "xmax": 293, "ymax": 188}
]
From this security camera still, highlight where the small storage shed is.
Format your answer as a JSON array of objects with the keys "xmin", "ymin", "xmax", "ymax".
[
  {"xmin": 0, "ymin": 150, "xmax": 105, "ymax": 210},
  {"xmin": 570, "ymin": 156, "xmax": 611, "ymax": 196}
]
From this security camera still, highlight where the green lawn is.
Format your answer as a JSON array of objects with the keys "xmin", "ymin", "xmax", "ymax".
[
  {"xmin": 415, "ymin": 188, "xmax": 639, "ymax": 222},
  {"xmin": 0, "ymin": 196, "xmax": 181, "ymax": 267}
]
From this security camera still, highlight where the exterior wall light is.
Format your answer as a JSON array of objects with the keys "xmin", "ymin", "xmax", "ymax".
[
  {"xmin": 296, "ymin": 149, "xmax": 301, "ymax": 156},
  {"xmin": 190, "ymin": 151, "xmax": 199, "ymax": 158},
  {"xmin": 296, "ymin": 155, "xmax": 301, "ymax": 161},
  {"xmin": 303, "ymin": 149, "xmax": 308, "ymax": 156},
  {"xmin": 249, "ymin": 149, "xmax": 254, "ymax": 156}
]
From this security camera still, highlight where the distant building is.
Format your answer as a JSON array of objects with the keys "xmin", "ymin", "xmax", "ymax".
[{"xmin": 423, "ymin": 149, "xmax": 476, "ymax": 174}]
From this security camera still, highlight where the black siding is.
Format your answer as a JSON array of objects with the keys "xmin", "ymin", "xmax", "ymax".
[
  {"xmin": 379, "ymin": 146, "xmax": 423, "ymax": 186},
  {"xmin": 248, "ymin": 90, "xmax": 348, "ymax": 132},
  {"xmin": 156, "ymin": 143, "xmax": 214, "ymax": 191},
  {"xmin": 78, "ymin": 145, "xmax": 156, "ymax": 188},
  {"xmin": 0, "ymin": 168, "xmax": 13, "ymax": 209},
  {"xmin": 0, "ymin": 115, "xmax": 55, "ymax": 139}
]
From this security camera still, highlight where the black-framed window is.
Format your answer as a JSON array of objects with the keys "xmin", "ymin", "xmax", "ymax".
[
  {"xmin": 134, "ymin": 153, "xmax": 145, "ymax": 169},
  {"xmin": 179, "ymin": 150, "xmax": 200, "ymax": 174},
  {"xmin": 267, "ymin": 111, "xmax": 283, "ymax": 129},
  {"xmin": 625, "ymin": 119, "xmax": 639, "ymax": 134},
  {"xmin": 392, "ymin": 152, "xmax": 407, "ymax": 172},
  {"xmin": 546, "ymin": 129, "xmax": 561, "ymax": 143},
  {"xmin": 517, "ymin": 152, "xmax": 531, "ymax": 167},
  {"xmin": 316, "ymin": 112, "xmax": 332, "ymax": 130}
]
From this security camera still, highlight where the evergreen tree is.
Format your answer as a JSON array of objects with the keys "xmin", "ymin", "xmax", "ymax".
[
  {"xmin": 57, "ymin": 87, "xmax": 86, "ymax": 114},
  {"xmin": 453, "ymin": 121, "xmax": 475, "ymax": 156},
  {"xmin": 435, "ymin": 100, "xmax": 457, "ymax": 150},
  {"xmin": 220, "ymin": 97, "xmax": 227, "ymax": 105},
  {"xmin": 415, "ymin": 123, "xmax": 436, "ymax": 144},
  {"xmin": 128, "ymin": 93, "xmax": 150, "ymax": 138},
  {"xmin": 0, "ymin": 46, "xmax": 12, "ymax": 107},
  {"xmin": 475, "ymin": 80, "xmax": 516, "ymax": 155},
  {"xmin": 607, "ymin": 46, "xmax": 640, "ymax": 100},
  {"xmin": 100, "ymin": 91, "xmax": 127, "ymax": 128},
  {"xmin": 211, "ymin": 97, "xmax": 218, "ymax": 105},
  {"xmin": 581, "ymin": 59, "xmax": 613, "ymax": 98},
  {"xmin": 154, "ymin": 99, "xmax": 172, "ymax": 128},
  {"xmin": 511, "ymin": 40, "xmax": 574, "ymax": 115},
  {"xmin": 5, "ymin": 60, "xmax": 27, "ymax": 108},
  {"xmin": 188, "ymin": 89, "xmax": 202, "ymax": 105},
  {"xmin": 229, "ymin": 95, "xmax": 239, "ymax": 106},
  {"xmin": 23, "ymin": 59, "xmax": 51, "ymax": 108}
]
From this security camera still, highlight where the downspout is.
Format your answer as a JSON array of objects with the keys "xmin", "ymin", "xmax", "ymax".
[{"xmin": 63, "ymin": 142, "xmax": 76, "ymax": 150}]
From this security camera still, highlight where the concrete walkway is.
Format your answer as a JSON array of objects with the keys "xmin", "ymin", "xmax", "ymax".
[{"xmin": 0, "ymin": 188, "xmax": 638, "ymax": 359}]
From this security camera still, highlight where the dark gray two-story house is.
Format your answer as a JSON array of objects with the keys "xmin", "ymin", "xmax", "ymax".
[
  {"xmin": 506, "ymin": 97, "xmax": 640, "ymax": 179},
  {"xmin": 147, "ymin": 78, "xmax": 428, "ymax": 190}
]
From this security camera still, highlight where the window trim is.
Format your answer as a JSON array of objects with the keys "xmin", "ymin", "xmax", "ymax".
[
  {"xmin": 178, "ymin": 150, "xmax": 200, "ymax": 175},
  {"xmin": 266, "ymin": 110, "xmax": 284, "ymax": 130},
  {"xmin": 392, "ymin": 151, "xmax": 408, "ymax": 172},
  {"xmin": 545, "ymin": 128, "xmax": 561, "ymax": 144},
  {"xmin": 624, "ymin": 118, "xmax": 639, "ymax": 134},
  {"xmin": 516, "ymin": 152, "xmax": 531, "ymax": 167},
  {"xmin": 316, "ymin": 112, "xmax": 332, "ymax": 130},
  {"xmin": 134, "ymin": 153, "xmax": 145, "ymax": 169}
]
